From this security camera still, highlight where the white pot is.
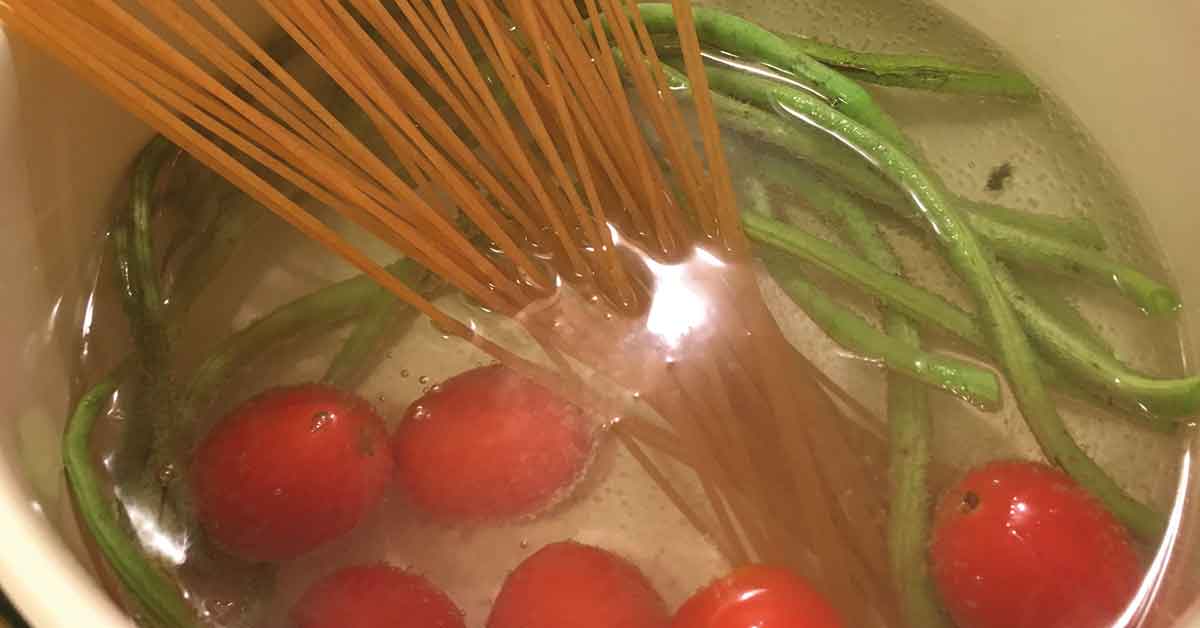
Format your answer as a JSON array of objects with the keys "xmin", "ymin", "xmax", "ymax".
[{"xmin": 0, "ymin": 1, "xmax": 1197, "ymax": 626}]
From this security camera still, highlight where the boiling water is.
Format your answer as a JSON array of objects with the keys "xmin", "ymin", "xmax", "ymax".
[{"xmin": 54, "ymin": 0, "xmax": 1192, "ymax": 626}]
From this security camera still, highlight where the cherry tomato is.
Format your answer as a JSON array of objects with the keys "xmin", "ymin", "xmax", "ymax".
[
  {"xmin": 487, "ymin": 541, "xmax": 669, "ymax": 628},
  {"xmin": 931, "ymin": 460, "xmax": 1141, "ymax": 628},
  {"xmin": 391, "ymin": 364, "xmax": 594, "ymax": 519},
  {"xmin": 671, "ymin": 565, "xmax": 845, "ymax": 628},
  {"xmin": 291, "ymin": 564, "xmax": 464, "ymax": 628},
  {"xmin": 192, "ymin": 384, "xmax": 393, "ymax": 562}
]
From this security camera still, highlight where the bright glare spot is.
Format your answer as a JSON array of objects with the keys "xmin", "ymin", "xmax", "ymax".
[
  {"xmin": 693, "ymin": 247, "xmax": 726, "ymax": 268},
  {"xmin": 607, "ymin": 222, "xmax": 623, "ymax": 246},
  {"xmin": 124, "ymin": 502, "xmax": 188, "ymax": 566},
  {"xmin": 736, "ymin": 587, "xmax": 767, "ymax": 604},
  {"xmin": 81, "ymin": 292, "xmax": 96, "ymax": 337},
  {"xmin": 644, "ymin": 257, "xmax": 707, "ymax": 349},
  {"xmin": 46, "ymin": 296, "xmax": 63, "ymax": 337}
]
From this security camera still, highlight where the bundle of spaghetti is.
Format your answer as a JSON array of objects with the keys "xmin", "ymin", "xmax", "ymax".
[{"xmin": 0, "ymin": 0, "xmax": 898, "ymax": 623}]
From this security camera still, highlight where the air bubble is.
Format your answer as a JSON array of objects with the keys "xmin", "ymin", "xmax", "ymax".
[{"xmin": 157, "ymin": 464, "xmax": 177, "ymax": 484}]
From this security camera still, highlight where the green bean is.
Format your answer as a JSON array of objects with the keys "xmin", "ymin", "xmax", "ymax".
[
  {"xmin": 111, "ymin": 169, "xmax": 261, "ymax": 416},
  {"xmin": 164, "ymin": 188, "xmax": 262, "ymax": 318},
  {"xmin": 322, "ymin": 263, "xmax": 432, "ymax": 389},
  {"xmin": 959, "ymin": 198, "xmax": 1106, "ymax": 252},
  {"xmin": 578, "ymin": 27, "xmax": 1167, "ymax": 425},
  {"xmin": 64, "ymin": 369, "xmax": 197, "ymax": 628},
  {"xmin": 761, "ymin": 164, "xmax": 952, "ymax": 625},
  {"xmin": 992, "ymin": 265, "xmax": 1200, "ymax": 418},
  {"xmin": 743, "ymin": 83, "xmax": 1163, "ymax": 539},
  {"xmin": 773, "ymin": 174, "xmax": 946, "ymax": 624},
  {"xmin": 661, "ymin": 53, "xmax": 1104, "ymax": 251},
  {"xmin": 781, "ymin": 33, "xmax": 1039, "ymax": 101},
  {"xmin": 761, "ymin": 253, "xmax": 999, "ymax": 408},
  {"xmin": 322, "ymin": 293, "xmax": 404, "ymax": 389},
  {"xmin": 111, "ymin": 138, "xmax": 183, "ymax": 490},
  {"xmin": 743, "ymin": 211, "xmax": 980, "ymax": 339},
  {"xmin": 747, "ymin": 209, "xmax": 1189, "ymax": 427},
  {"xmin": 1016, "ymin": 275, "xmax": 1114, "ymax": 356},
  {"xmin": 741, "ymin": 130, "xmax": 1105, "ymax": 252},
  {"xmin": 700, "ymin": 64, "xmax": 1179, "ymax": 315},
  {"xmin": 67, "ymin": 39, "xmax": 315, "ymax": 624},
  {"xmin": 703, "ymin": 76, "xmax": 895, "ymax": 195},
  {"xmin": 125, "ymin": 138, "xmax": 175, "ymax": 333},
  {"xmin": 787, "ymin": 173, "xmax": 1186, "ymax": 437},
  {"xmin": 634, "ymin": 3, "xmax": 911, "ymax": 149},
  {"xmin": 747, "ymin": 175, "xmax": 999, "ymax": 409},
  {"xmin": 185, "ymin": 260, "xmax": 423, "ymax": 410},
  {"xmin": 883, "ymin": 339, "xmax": 948, "ymax": 627},
  {"xmin": 980, "ymin": 215, "xmax": 1179, "ymax": 316}
]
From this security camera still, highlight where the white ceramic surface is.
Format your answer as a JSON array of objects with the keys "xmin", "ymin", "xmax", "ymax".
[{"xmin": 0, "ymin": 2, "xmax": 1198, "ymax": 626}]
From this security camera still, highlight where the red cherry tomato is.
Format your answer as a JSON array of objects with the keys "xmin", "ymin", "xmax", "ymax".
[
  {"xmin": 671, "ymin": 565, "xmax": 845, "ymax": 628},
  {"xmin": 391, "ymin": 364, "xmax": 594, "ymax": 519},
  {"xmin": 931, "ymin": 460, "xmax": 1141, "ymax": 628},
  {"xmin": 193, "ymin": 384, "xmax": 393, "ymax": 562},
  {"xmin": 487, "ymin": 541, "xmax": 669, "ymax": 628},
  {"xmin": 291, "ymin": 564, "xmax": 464, "ymax": 628}
]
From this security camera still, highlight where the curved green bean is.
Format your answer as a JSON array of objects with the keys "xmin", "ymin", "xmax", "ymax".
[
  {"xmin": 994, "ymin": 265, "xmax": 1200, "ymax": 418},
  {"xmin": 658, "ymin": 50, "xmax": 1180, "ymax": 424},
  {"xmin": 164, "ymin": 189, "xmax": 262, "ymax": 317},
  {"xmin": 740, "ymin": 127, "xmax": 1106, "ymax": 252},
  {"xmin": 737, "ymin": 120, "xmax": 1192, "ymax": 424},
  {"xmin": 322, "ymin": 293, "xmax": 404, "ymax": 390},
  {"xmin": 762, "ymin": 254, "xmax": 999, "ymax": 408},
  {"xmin": 960, "ymin": 198, "xmax": 1106, "ymax": 252},
  {"xmin": 980, "ymin": 216, "xmax": 1180, "ymax": 316},
  {"xmin": 749, "ymin": 206, "xmax": 986, "ymax": 340},
  {"xmin": 743, "ymin": 205, "xmax": 1193, "ymax": 424},
  {"xmin": 634, "ymin": 3, "xmax": 911, "ymax": 149},
  {"xmin": 111, "ymin": 138, "xmax": 182, "ymax": 490},
  {"xmin": 744, "ymin": 80, "xmax": 1163, "ymax": 538},
  {"xmin": 781, "ymin": 33, "xmax": 1039, "ymax": 101},
  {"xmin": 668, "ymin": 56, "xmax": 1114, "ymax": 253},
  {"xmin": 186, "ymin": 259, "xmax": 425, "ymax": 410},
  {"xmin": 64, "ymin": 369, "xmax": 197, "ymax": 628},
  {"xmin": 323, "ymin": 264, "xmax": 433, "ymax": 390},
  {"xmin": 1017, "ymin": 275, "xmax": 1114, "ymax": 355},
  {"xmin": 700, "ymin": 64, "xmax": 1178, "ymax": 316}
]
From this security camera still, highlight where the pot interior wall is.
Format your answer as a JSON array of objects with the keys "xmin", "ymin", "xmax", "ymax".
[{"xmin": 0, "ymin": 1, "xmax": 1198, "ymax": 626}]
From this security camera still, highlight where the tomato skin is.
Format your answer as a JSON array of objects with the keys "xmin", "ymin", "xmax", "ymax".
[
  {"xmin": 193, "ymin": 384, "xmax": 393, "ymax": 562},
  {"xmin": 291, "ymin": 564, "xmax": 464, "ymax": 628},
  {"xmin": 931, "ymin": 460, "xmax": 1141, "ymax": 628},
  {"xmin": 391, "ymin": 364, "xmax": 593, "ymax": 519},
  {"xmin": 671, "ymin": 566, "xmax": 845, "ymax": 628},
  {"xmin": 487, "ymin": 541, "xmax": 670, "ymax": 628}
]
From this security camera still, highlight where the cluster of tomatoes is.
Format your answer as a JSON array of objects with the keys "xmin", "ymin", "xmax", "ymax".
[{"xmin": 190, "ymin": 363, "xmax": 1143, "ymax": 628}]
